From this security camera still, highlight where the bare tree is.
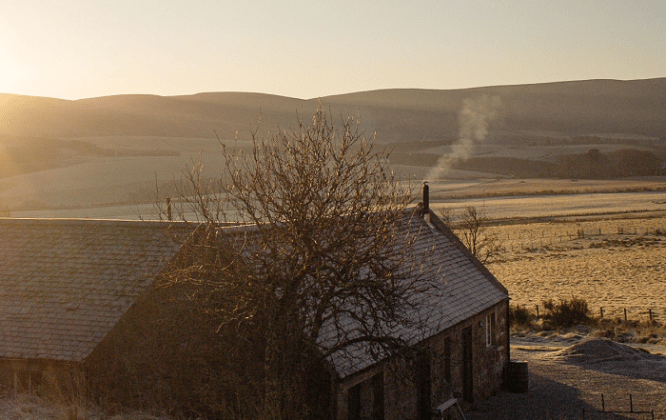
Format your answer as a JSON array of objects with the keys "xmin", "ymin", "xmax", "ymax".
[
  {"xmin": 440, "ymin": 205, "xmax": 500, "ymax": 263},
  {"xmin": 156, "ymin": 106, "xmax": 426, "ymax": 419}
]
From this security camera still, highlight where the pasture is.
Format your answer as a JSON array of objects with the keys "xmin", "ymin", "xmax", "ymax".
[
  {"xmin": 422, "ymin": 178, "xmax": 666, "ymax": 325},
  {"xmin": 486, "ymin": 215, "xmax": 666, "ymax": 323}
]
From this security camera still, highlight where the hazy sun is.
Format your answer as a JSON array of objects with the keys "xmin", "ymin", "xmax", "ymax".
[{"xmin": 0, "ymin": 49, "xmax": 27, "ymax": 94}]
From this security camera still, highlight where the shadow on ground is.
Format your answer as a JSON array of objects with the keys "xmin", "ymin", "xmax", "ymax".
[{"xmin": 467, "ymin": 373, "xmax": 643, "ymax": 420}]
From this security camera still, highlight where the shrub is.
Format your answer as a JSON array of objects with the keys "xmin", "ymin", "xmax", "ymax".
[
  {"xmin": 542, "ymin": 297, "xmax": 590, "ymax": 329},
  {"xmin": 542, "ymin": 298, "xmax": 555, "ymax": 312},
  {"xmin": 509, "ymin": 304, "xmax": 533, "ymax": 327}
]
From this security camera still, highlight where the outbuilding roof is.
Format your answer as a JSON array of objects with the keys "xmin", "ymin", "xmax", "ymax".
[{"xmin": 0, "ymin": 218, "xmax": 181, "ymax": 362}]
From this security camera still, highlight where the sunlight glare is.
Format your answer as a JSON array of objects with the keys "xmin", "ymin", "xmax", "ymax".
[{"xmin": 0, "ymin": 48, "xmax": 27, "ymax": 94}]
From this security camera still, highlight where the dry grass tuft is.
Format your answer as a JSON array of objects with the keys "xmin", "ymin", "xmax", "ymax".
[
  {"xmin": 0, "ymin": 395, "xmax": 171, "ymax": 420},
  {"xmin": 509, "ymin": 298, "xmax": 666, "ymax": 348}
]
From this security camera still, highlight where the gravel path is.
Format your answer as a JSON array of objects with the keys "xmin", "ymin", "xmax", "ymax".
[{"xmin": 466, "ymin": 339, "xmax": 666, "ymax": 420}]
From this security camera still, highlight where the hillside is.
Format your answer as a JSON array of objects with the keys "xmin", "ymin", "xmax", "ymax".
[
  {"xmin": 1, "ymin": 78, "xmax": 665, "ymax": 142},
  {"xmin": 326, "ymin": 78, "xmax": 666, "ymax": 141},
  {"xmin": 0, "ymin": 79, "xmax": 664, "ymax": 216}
]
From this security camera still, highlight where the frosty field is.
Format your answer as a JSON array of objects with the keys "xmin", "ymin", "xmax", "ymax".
[{"xmin": 486, "ymin": 215, "xmax": 666, "ymax": 322}]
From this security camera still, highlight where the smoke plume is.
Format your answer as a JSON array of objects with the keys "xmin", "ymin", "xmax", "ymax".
[{"xmin": 427, "ymin": 95, "xmax": 501, "ymax": 180}]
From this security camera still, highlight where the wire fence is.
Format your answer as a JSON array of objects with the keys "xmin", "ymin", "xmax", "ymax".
[
  {"xmin": 498, "ymin": 226, "xmax": 665, "ymax": 253},
  {"xmin": 582, "ymin": 394, "xmax": 662, "ymax": 419},
  {"xmin": 525, "ymin": 304, "xmax": 666, "ymax": 324},
  {"xmin": 500, "ymin": 224, "xmax": 666, "ymax": 324}
]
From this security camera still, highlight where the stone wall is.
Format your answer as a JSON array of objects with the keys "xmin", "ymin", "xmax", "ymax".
[{"xmin": 337, "ymin": 299, "xmax": 509, "ymax": 419}]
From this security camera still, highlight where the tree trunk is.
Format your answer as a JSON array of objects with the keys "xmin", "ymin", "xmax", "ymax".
[{"xmin": 262, "ymin": 319, "xmax": 282, "ymax": 420}]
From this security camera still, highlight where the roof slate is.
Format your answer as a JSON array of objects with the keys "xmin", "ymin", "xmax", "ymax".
[
  {"xmin": 0, "ymin": 212, "xmax": 508, "ymax": 377},
  {"xmin": 0, "ymin": 218, "xmax": 181, "ymax": 362},
  {"xmin": 320, "ymin": 211, "xmax": 509, "ymax": 378}
]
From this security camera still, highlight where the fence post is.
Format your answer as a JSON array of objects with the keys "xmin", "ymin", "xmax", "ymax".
[
  {"xmin": 629, "ymin": 394, "xmax": 633, "ymax": 413},
  {"xmin": 601, "ymin": 393, "xmax": 605, "ymax": 412},
  {"xmin": 600, "ymin": 307, "xmax": 604, "ymax": 318},
  {"xmin": 624, "ymin": 308, "xmax": 628, "ymax": 322},
  {"xmin": 649, "ymin": 309, "xmax": 652, "ymax": 321},
  {"xmin": 536, "ymin": 305, "xmax": 539, "ymax": 317}
]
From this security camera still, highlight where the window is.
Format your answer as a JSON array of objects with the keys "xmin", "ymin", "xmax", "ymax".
[
  {"xmin": 348, "ymin": 372, "xmax": 384, "ymax": 420},
  {"xmin": 348, "ymin": 383, "xmax": 361, "ymax": 420},
  {"xmin": 485, "ymin": 312, "xmax": 496, "ymax": 346}
]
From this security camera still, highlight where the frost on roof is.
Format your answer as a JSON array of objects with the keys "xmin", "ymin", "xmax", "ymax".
[
  {"xmin": 319, "ymin": 213, "xmax": 508, "ymax": 378},
  {"xmin": 0, "ymin": 219, "xmax": 182, "ymax": 362}
]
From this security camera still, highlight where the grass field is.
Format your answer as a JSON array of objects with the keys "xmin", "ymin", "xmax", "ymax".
[
  {"xmin": 484, "ymin": 214, "xmax": 666, "ymax": 323},
  {"xmin": 419, "ymin": 178, "xmax": 666, "ymax": 326}
]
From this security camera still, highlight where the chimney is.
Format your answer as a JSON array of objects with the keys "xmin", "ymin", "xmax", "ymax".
[{"xmin": 422, "ymin": 181, "xmax": 430, "ymax": 220}]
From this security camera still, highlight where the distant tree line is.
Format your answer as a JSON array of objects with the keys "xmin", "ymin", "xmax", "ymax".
[
  {"xmin": 558, "ymin": 148, "xmax": 664, "ymax": 178},
  {"xmin": 544, "ymin": 135, "xmax": 662, "ymax": 147},
  {"xmin": 455, "ymin": 148, "xmax": 665, "ymax": 179}
]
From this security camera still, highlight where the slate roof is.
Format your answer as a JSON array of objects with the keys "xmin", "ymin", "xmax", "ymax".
[
  {"xmin": 320, "ymin": 210, "xmax": 509, "ymax": 378},
  {"xmin": 0, "ymin": 212, "xmax": 508, "ymax": 377},
  {"xmin": 0, "ymin": 218, "xmax": 181, "ymax": 362}
]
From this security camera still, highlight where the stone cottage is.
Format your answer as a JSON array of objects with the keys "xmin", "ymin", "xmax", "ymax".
[
  {"xmin": 328, "ymin": 199, "xmax": 510, "ymax": 420},
  {"xmin": 0, "ymin": 205, "xmax": 509, "ymax": 418}
]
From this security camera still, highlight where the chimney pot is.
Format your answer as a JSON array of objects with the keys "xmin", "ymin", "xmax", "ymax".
[{"xmin": 422, "ymin": 182, "xmax": 430, "ymax": 215}]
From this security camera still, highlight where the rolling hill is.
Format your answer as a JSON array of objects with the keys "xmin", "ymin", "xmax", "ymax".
[
  {"xmin": 0, "ymin": 78, "xmax": 664, "ymax": 216},
  {"xmin": 1, "ymin": 78, "xmax": 665, "ymax": 142}
]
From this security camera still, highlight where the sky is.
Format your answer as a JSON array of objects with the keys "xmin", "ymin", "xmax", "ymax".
[{"xmin": 0, "ymin": 0, "xmax": 664, "ymax": 100}]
